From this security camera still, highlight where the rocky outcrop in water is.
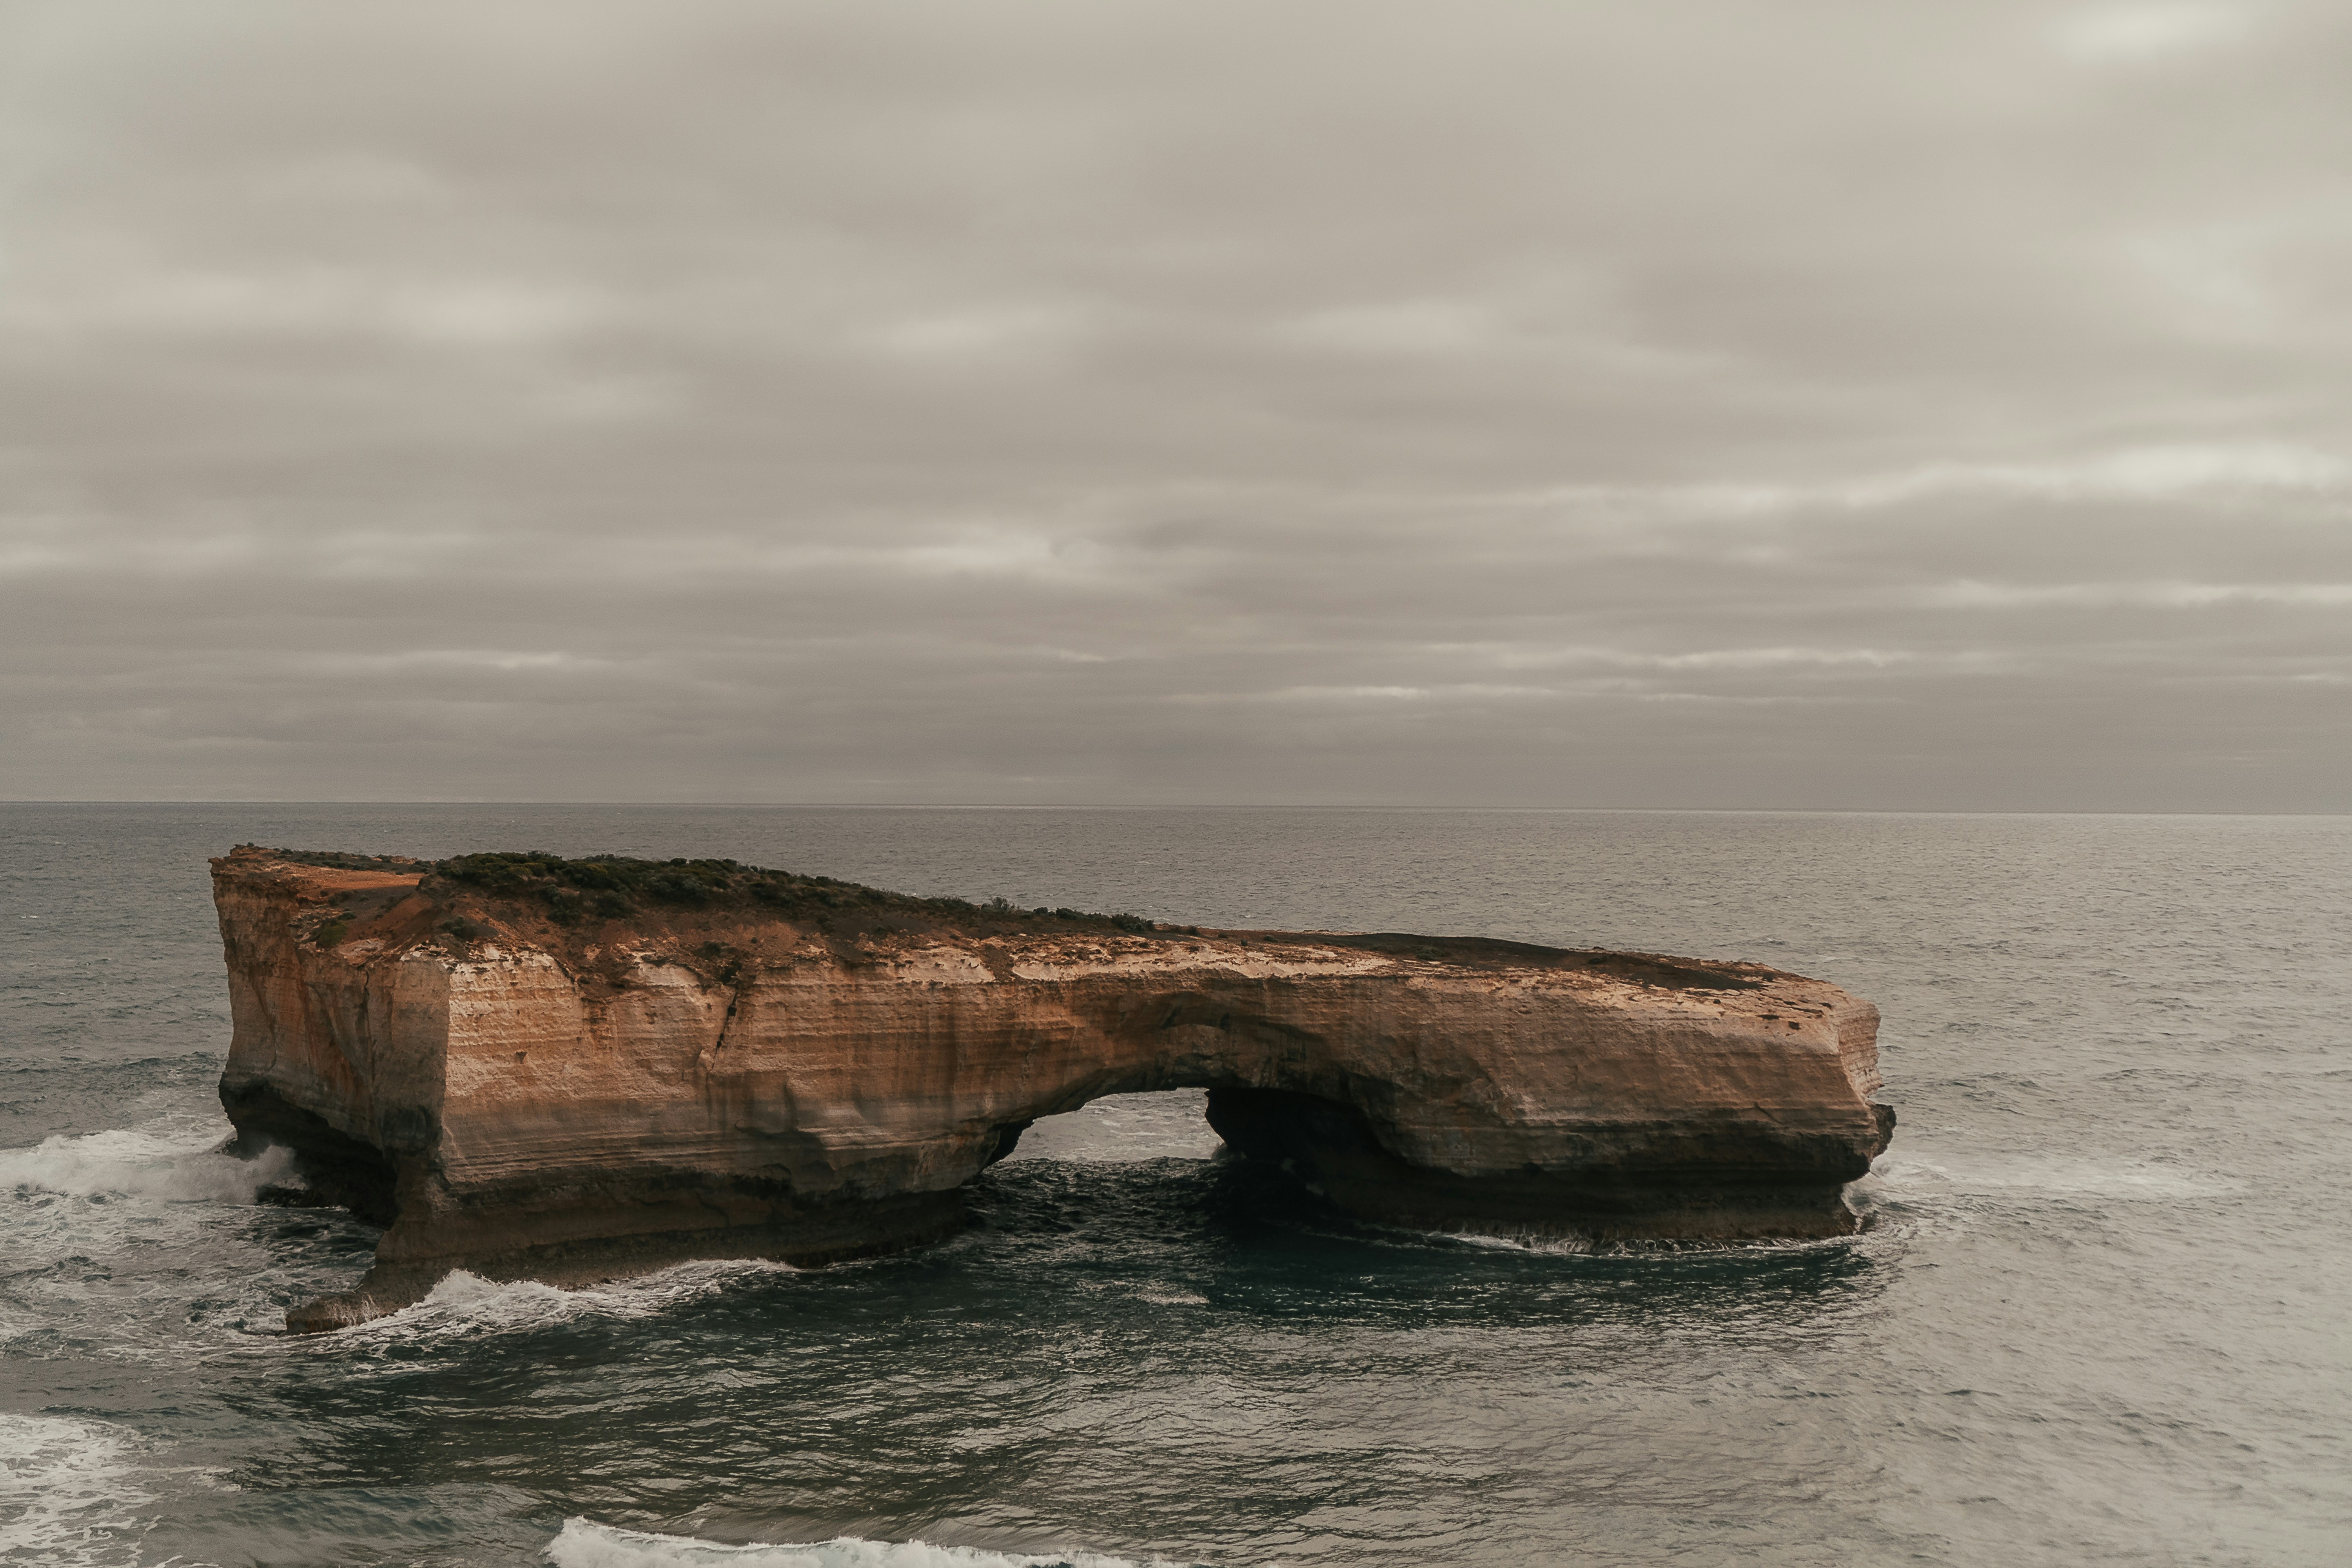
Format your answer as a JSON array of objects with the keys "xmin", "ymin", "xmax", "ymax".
[{"xmin": 211, "ymin": 846, "xmax": 1895, "ymax": 1331}]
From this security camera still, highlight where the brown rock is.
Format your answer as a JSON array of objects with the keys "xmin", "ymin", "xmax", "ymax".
[{"xmin": 210, "ymin": 846, "xmax": 1895, "ymax": 1332}]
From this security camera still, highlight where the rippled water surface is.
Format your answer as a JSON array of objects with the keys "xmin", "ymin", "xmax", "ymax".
[{"xmin": 4, "ymin": 804, "xmax": 2348, "ymax": 1566}]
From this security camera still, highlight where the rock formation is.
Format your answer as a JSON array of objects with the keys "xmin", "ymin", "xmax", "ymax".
[{"xmin": 211, "ymin": 846, "xmax": 1895, "ymax": 1331}]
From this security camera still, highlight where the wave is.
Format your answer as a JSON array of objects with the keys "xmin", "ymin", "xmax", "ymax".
[
  {"xmin": 2, "ymin": 1121, "xmax": 305, "ymax": 1327},
  {"xmin": 0, "ymin": 1123, "xmax": 294, "ymax": 1205},
  {"xmin": 1864, "ymin": 1154, "xmax": 2236, "ymax": 1200},
  {"xmin": 1131, "ymin": 1286, "xmax": 1210, "ymax": 1306},
  {"xmin": 321, "ymin": 1258, "xmax": 805, "ymax": 1346},
  {"xmin": 0, "ymin": 1412, "xmax": 148, "ymax": 1565},
  {"xmin": 1436, "ymin": 1229, "xmax": 1598, "ymax": 1256},
  {"xmin": 546, "ymin": 1519, "xmax": 1192, "ymax": 1568}
]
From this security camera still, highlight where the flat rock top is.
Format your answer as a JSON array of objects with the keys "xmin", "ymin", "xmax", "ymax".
[{"xmin": 214, "ymin": 845, "xmax": 1846, "ymax": 1021}]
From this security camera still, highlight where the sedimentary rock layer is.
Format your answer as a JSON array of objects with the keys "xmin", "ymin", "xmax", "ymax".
[{"xmin": 211, "ymin": 846, "xmax": 1895, "ymax": 1330}]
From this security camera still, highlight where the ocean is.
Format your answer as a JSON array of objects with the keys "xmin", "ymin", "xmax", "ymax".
[{"xmin": 3, "ymin": 803, "xmax": 2346, "ymax": 1566}]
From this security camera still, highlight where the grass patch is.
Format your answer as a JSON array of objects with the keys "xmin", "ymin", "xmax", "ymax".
[{"xmin": 248, "ymin": 846, "xmax": 427, "ymax": 874}]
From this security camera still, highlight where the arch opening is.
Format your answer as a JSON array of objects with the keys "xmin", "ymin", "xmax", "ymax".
[{"xmin": 995, "ymin": 1087, "xmax": 1225, "ymax": 1166}]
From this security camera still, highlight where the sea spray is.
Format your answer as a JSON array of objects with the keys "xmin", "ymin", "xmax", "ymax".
[{"xmin": 0, "ymin": 1123, "xmax": 295, "ymax": 1205}]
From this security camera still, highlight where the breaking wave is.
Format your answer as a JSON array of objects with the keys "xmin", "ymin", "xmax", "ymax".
[
  {"xmin": 546, "ymin": 1519, "xmax": 1191, "ymax": 1568},
  {"xmin": 0, "ymin": 1123, "xmax": 294, "ymax": 1204},
  {"xmin": 321, "ymin": 1259, "xmax": 806, "ymax": 1345},
  {"xmin": 1, "ymin": 1120, "xmax": 305, "ymax": 1334}
]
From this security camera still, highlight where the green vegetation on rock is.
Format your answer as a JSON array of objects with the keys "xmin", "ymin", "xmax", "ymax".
[{"xmin": 417, "ymin": 850, "xmax": 1169, "ymax": 935}]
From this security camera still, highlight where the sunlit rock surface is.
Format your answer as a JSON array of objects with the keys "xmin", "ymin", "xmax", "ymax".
[{"xmin": 211, "ymin": 846, "xmax": 1895, "ymax": 1331}]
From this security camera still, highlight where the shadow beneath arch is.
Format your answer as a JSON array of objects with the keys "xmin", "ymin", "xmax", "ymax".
[{"xmin": 965, "ymin": 1122, "xmax": 1890, "ymax": 1337}]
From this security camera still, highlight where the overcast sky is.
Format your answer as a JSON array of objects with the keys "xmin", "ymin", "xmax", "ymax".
[{"xmin": 3, "ymin": 1, "xmax": 2345, "ymax": 809}]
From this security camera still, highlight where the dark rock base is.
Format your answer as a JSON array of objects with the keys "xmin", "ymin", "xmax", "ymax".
[
  {"xmin": 1205, "ymin": 1087, "xmax": 1893, "ymax": 1243},
  {"xmin": 221, "ymin": 1083, "xmax": 403, "ymax": 1227}
]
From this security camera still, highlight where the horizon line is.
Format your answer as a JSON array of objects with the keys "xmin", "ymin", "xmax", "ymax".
[{"xmin": 3, "ymin": 799, "xmax": 2347, "ymax": 819}]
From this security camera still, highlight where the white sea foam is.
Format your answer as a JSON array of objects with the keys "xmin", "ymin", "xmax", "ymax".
[
  {"xmin": 1133, "ymin": 1286, "xmax": 1209, "ymax": 1306},
  {"xmin": 328, "ymin": 1258, "xmax": 802, "ymax": 1345},
  {"xmin": 0, "ymin": 1412, "xmax": 149, "ymax": 1564},
  {"xmin": 545, "ymin": 1519, "xmax": 1183, "ymax": 1568},
  {"xmin": 0, "ymin": 1125, "xmax": 295, "ymax": 1204},
  {"xmin": 1437, "ymin": 1229, "xmax": 1599, "ymax": 1256},
  {"xmin": 1, "ymin": 1123, "xmax": 303, "ymax": 1324}
]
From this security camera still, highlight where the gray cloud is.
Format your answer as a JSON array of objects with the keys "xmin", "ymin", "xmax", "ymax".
[{"xmin": 2, "ymin": 0, "xmax": 2346, "ymax": 808}]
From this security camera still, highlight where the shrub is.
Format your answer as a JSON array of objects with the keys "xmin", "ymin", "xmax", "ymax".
[
  {"xmin": 643, "ymin": 870, "xmax": 717, "ymax": 906},
  {"xmin": 412, "ymin": 850, "xmax": 1180, "ymax": 943}
]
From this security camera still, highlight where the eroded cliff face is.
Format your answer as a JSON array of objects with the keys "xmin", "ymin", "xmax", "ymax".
[{"xmin": 212, "ymin": 846, "xmax": 1895, "ymax": 1330}]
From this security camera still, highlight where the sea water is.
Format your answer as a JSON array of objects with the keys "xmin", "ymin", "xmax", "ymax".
[{"xmin": 2, "ymin": 803, "xmax": 2347, "ymax": 1566}]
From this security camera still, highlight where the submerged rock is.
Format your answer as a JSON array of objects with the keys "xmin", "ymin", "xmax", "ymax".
[{"xmin": 210, "ymin": 845, "xmax": 1895, "ymax": 1331}]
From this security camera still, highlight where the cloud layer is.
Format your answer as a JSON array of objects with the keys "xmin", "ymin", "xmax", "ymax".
[{"xmin": 3, "ymin": 1, "xmax": 2347, "ymax": 808}]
